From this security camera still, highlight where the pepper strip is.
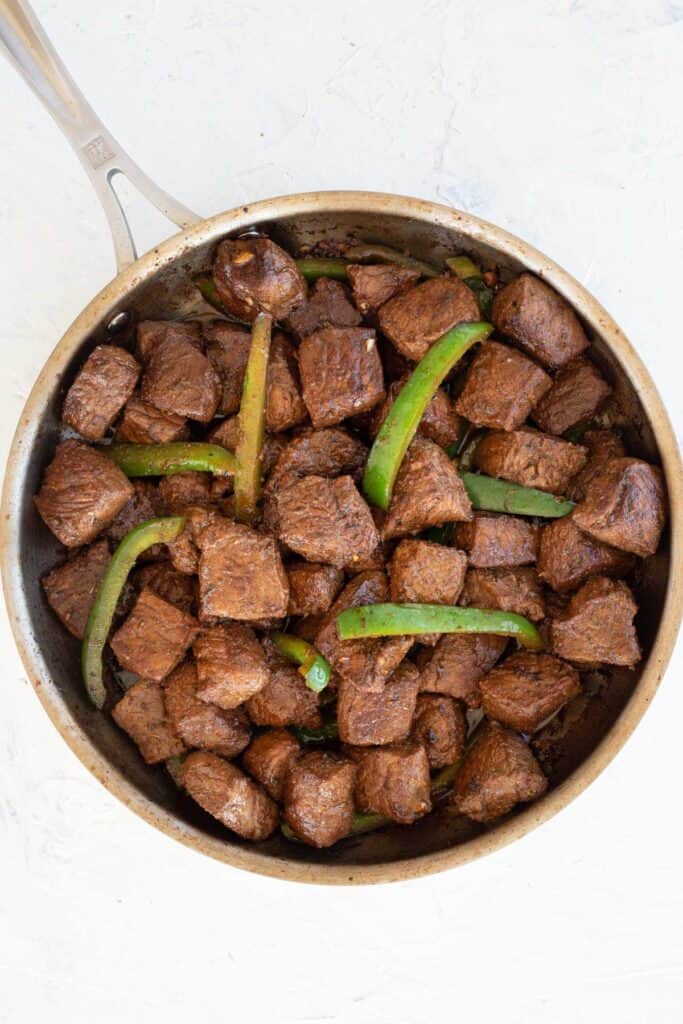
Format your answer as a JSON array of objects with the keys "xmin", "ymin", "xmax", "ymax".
[
  {"xmin": 272, "ymin": 632, "xmax": 332, "ymax": 693},
  {"xmin": 82, "ymin": 516, "xmax": 186, "ymax": 709},
  {"xmin": 461, "ymin": 472, "xmax": 575, "ymax": 518},
  {"xmin": 296, "ymin": 257, "xmax": 350, "ymax": 281},
  {"xmin": 106, "ymin": 442, "xmax": 237, "ymax": 478},
  {"xmin": 194, "ymin": 272, "xmax": 229, "ymax": 315},
  {"xmin": 336, "ymin": 603, "xmax": 543, "ymax": 650},
  {"xmin": 344, "ymin": 243, "xmax": 439, "ymax": 278},
  {"xmin": 234, "ymin": 311, "xmax": 273, "ymax": 522},
  {"xmin": 362, "ymin": 321, "xmax": 492, "ymax": 509}
]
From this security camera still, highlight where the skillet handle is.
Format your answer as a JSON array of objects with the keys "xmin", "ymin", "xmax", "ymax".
[{"xmin": 0, "ymin": 0, "xmax": 201, "ymax": 271}]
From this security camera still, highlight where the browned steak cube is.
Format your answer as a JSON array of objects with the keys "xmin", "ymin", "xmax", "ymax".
[
  {"xmin": 461, "ymin": 566, "xmax": 545, "ymax": 621},
  {"xmin": 111, "ymin": 588, "xmax": 198, "ymax": 681},
  {"xmin": 455, "ymin": 513, "xmax": 539, "ymax": 568},
  {"xmin": 491, "ymin": 273, "xmax": 588, "ymax": 369},
  {"xmin": 266, "ymin": 427, "xmax": 367, "ymax": 493},
  {"xmin": 286, "ymin": 277, "xmax": 361, "ymax": 339},
  {"xmin": 410, "ymin": 695, "xmax": 466, "ymax": 769},
  {"xmin": 297, "ymin": 326, "xmax": 385, "ymax": 428},
  {"xmin": 41, "ymin": 539, "xmax": 111, "ymax": 639},
  {"xmin": 337, "ymin": 662, "xmax": 420, "ymax": 745},
  {"xmin": 213, "ymin": 237, "xmax": 306, "ymax": 322},
  {"xmin": 113, "ymin": 680, "xmax": 185, "ymax": 764},
  {"xmin": 283, "ymin": 751, "xmax": 357, "ymax": 847},
  {"xmin": 419, "ymin": 633, "xmax": 507, "ymax": 706},
  {"xmin": 247, "ymin": 637, "xmax": 322, "ymax": 728},
  {"xmin": 242, "ymin": 729, "xmax": 301, "ymax": 801},
  {"xmin": 572, "ymin": 457, "xmax": 666, "ymax": 557},
  {"xmin": 197, "ymin": 518, "xmax": 289, "ymax": 620},
  {"xmin": 134, "ymin": 562, "xmax": 197, "ymax": 613},
  {"xmin": 137, "ymin": 320, "xmax": 202, "ymax": 362},
  {"xmin": 179, "ymin": 750, "xmax": 278, "ymax": 840},
  {"xmin": 35, "ymin": 440, "xmax": 134, "ymax": 548},
  {"xmin": 455, "ymin": 341, "xmax": 552, "ymax": 431},
  {"xmin": 378, "ymin": 276, "xmax": 480, "ymax": 362},
  {"xmin": 550, "ymin": 576, "xmax": 641, "ymax": 666},
  {"xmin": 266, "ymin": 332, "xmax": 308, "ymax": 431},
  {"xmin": 274, "ymin": 475, "xmax": 380, "ymax": 569},
  {"xmin": 158, "ymin": 472, "xmax": 212, "ymax": 514},
  {"xmin": 480, "ymin": 652, "xmax": 581, "ymax": 733},
  {"xmin": 567, "ymin": 430, "xmax": 625, "ymax": 502},
  {"xmin": 354, "ymin": 742, "xmax": 431, "ymax": 824},
  {"xmin": 116, "ymin": 396, "xmax": 189, "ymax": 444},
  {"xmin": 382, "ymin": 437, "xmax": 472, "ymax": 541},
  {"xmin": 389, "ymin": 540, "xmax": 467, "ymax": 604},
  {"xmin": 203, "ymin": 320, "xmax": 251, "ymax": 415},
  {"xmin": 532, "ymin": 357, "xmax": 611, "ymax": 435},
  {"xmin": 193, "ymin": 623, "xmax": 269, "ymax": 709},
  {"xmin": 452, "ymin": 722, "xmax": 548, "ymax": 822},
  {"xmin": 141, "ymin": 332, "xmax": 221, "ymax": 422},
  {"xmin": 537, "ymin": 516, "xmax": 635, "ymax": 593},
  {"xmin": 62, "ymin": 344, "xmax": 140, "ymax": 440},
  {"xmin": 472, "ymin": 429, "xmax": 587, "ymax": 494},
  {"xmin": 368, "ymin": 377, "xmax": 462, "ymax": 448},
  {"xmin": 287, "ymin": 562, "xmax": 344, "ymax": 616},
  {"xmin": 107, "ymin": 480, "xmax": 161, "ymax": 546},
  {"xmin": 163, "ymin": 661, "xmax": 251, "ymax": 757},
  {"xmin": 346, "ymin": 263, "xmax": 420, "ymax": 315}
]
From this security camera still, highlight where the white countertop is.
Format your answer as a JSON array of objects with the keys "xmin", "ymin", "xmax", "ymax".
[{"xmin": 1, "ymin": 2, "xmax": 682, "ymax": 1021}]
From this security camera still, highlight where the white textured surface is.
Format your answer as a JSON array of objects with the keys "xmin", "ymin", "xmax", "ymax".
[{"xmin": 1, "ymin": 2, "xmax": 683, "ymax": 1021}]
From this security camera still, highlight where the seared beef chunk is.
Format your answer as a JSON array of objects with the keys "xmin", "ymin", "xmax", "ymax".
[
  {"xmin": 284, "ymin": 751, "xmax": 357, "ymax": 847},
  {"xmin": 111, "ymin": 588, "xmax": 198, "ymax": 681},
  {"xmin": 116, "ymin": 395, "xmax": 189, "ymax": 444},
  {"xmin": 286, "ymin": 277, "xmax": 361, "ymax": 339},
  {"xmin": 337, "ymin": 661, "xmax": 420, "ymax": 746},
  {"xmin": 491, "ymin": 273, "xmax": 588, "ymax": 370},
  {"xmin": 247, "ymin": 637, "xmax": 322, "ymax": 728},
  {"xmin": 454, "ymin": 341, "xmax": 552, "ymax": 431},
  {"xmin": 389, "ymin": 540, "xmax": 467, "ymax": 604},
  {"xmin": 274, "ymin": 475, "xmax": 380, "ymax": 569},
  {"xmin": 480, "ymin": 652, "xmax": 581, "ymax": 733},
  {"xmin": 179, "ymin": 751, "xmax": 278, "ymax": 841},
  {"xmin": 378, "ymin": 276, "xmax": 479, "ymax": 362},
  {"xmin": 572, "ymin": 457, "xmax": 666, "ymax": 558},
  {"xmin": 368, "ymin": 377, "xmax": 461, "ymax": 448},
  {"xmin": 382, "ymin": 437, "xmax": 472, "ymax": 540},
  {"xmin": 203, "ymin": 320, "xmax": 251, "ymax": 415},
  {"xmin": 472, "ymin": 428, "xmax": 587, "ymax": 494},
  {"xmin": 266, "ymin": 333, "xmax": 308, "ymax": 431},
  {"xmin": 141, "ymin": 330, "xmax": 221, "ymax": 422},
  {"xmin": 113, "ymin": 680, "xmax": 185, "ymax": 764},
  {"xmin": 411, "ymin": 695, "xmax": 466, "ymax": 769},
  {"xmin": 242, "ymin": 729, "xmax": 301, "ymax": 801},
  {"xmin": 452, "ymin": 722, "xmax": 548, "ymax": 823},
  {"xmin": 346, "ymin": 263, "xmax": 420, "ymax": 315},
  {"xmin": 567, "ymin": 429, "xmax": 625, "ymax": 502},
  {"xmin": 213, "ymin": 237, "xmax": 306, "ymax": 322},
  {"xmin": 354, "ymin": 742, "xmax": 431, "ymax": 824},
  {"xmin": 419, "ymin": 633, "xmax": 507, "ymax": 706},
  {"xmin": 532, "ymin": 357, "xmax": 611, "ymax": 435},
  {"xmin": 107, "ymin": 480, "xmax": 161, "ymax": 546},
  {"xmin": 197, "ymin": 518, "xmax": 289, "ymax": 620},
  {"xmin": 134, "ymin": 562, "xmax": 197, "ymax": 614},
  {"xmin": 550, "ymin": 576, "xmax": 641, "ymax": 666},
  {"xmin": 298, "ymin": 326, "xmax": 384, "ymax": 428},
  {"xmin": 267, "ymin": 427, "xmax": 367, "ymax": 493},
  {"xmin": 537, "ymin": 516, "xmax": 635, "ymax": 594},
  {"xmin": 194, "ymin": 623, "xmax": 269, "ymax": 709},
  {"xmin": 455, "ymin": 513, "xmax": 539, "ymax": 568},
  {"xmin": 461, "ymin": 567, "xmax": 545, "ymax": 621},
  {"xmin": 62, "ymin": 344, "xmax": 140, "ymax": 440},
  {"xmin": 41, "ymin": 539, "xmax": 111, "ymax": 639},
  {"xmin": 163, "ymin": 661, "xmax": 251, "ymax": 758},
  {"xmin": 35, "ymin": 440, "xmax": 134, "ymax": 548},
  {"xmin": 287, "ymin": 562, "xmax": 344, "ymax": 616},
  {"xmin": 158, "ymin": 472, "xmax": 211, "ymax": 513},
  {"xmin": 137, "ymin": 320, "xmax": 202, "ymax": 362}
]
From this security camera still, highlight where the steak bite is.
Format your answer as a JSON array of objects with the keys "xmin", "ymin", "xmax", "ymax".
[
  {"xmin": 454, "ymin": 341, "xmax": 552, "ymax": 431},
  {"xmin": 62, "ymin": 344, "xmax": 140, "ymax": 440},
  {"xmin": 388, "ymin": 540, "xmax": 467, "ymax": 604},
  {"xmin": 158, "ymin": 472, "xmax": 212, "ymax": 513},
  {"xmin": 197, "ymin": 518, "xmax": 289, "ymax": 620},
  {"xmin": 354, "ymin": 742, "xmax": 431, "ymax": 824},
  {"xmin": 266, "ymin": 427, "xmax": 367, "ymax": 493},
  {"xmin": 134, "ymin": 562, "xmax": 197, "ymax": 614},
  {"xmin": 382, "ymin": 437, "xmax": 472, "ymax": 541},
  {"xmin": 203, "ymin": 320, "xmax": 251, "ymax": 415},
  {"xmin": 287, "ymin": 562, "xmax": 344, "ymax": 617},
  {"xmin": 137, "ymin": 320, "xmax": 203, "ymax": 362},
  {"xmin": 537, "ymin": 516, "xmax": 635, "ymax": 594},
  {"xmin": 567, "ymin": 429, "xmax": 625, "ymax": 502},
  {"xmin": 550, "ymin": 576, "xmax": 641, "ymax": 666},
  {"xmin": 378, "ymin": 276, "xmax": 480, "ymax": 362},
  {"xmin": 479, "ymin": 652, "xmax": 581, "ymax": 733},
  {"xmin": 107, "ymin": 480, "xmax": 161, "ymax": 546},
  {"xmin": 194, "ymin": 624, "xmax": 269, "ymax": 709},
  {"xmin": 368, "ymin": 377, "xmax": 461, "ymax": 448},
  {"xmin": 285, "ymin": 277, "xmax": 361, "ymax": 339},
  {"xmin": 284, "ymin": 751, "xmax": 357, "ymax": 848},
  {"xmin": 572, "ymin": 457, "xmax": 666, "ymax": 558},
  {"xmin": 346, "ymin": 263, "xmax": 421, "ymax": 315},
  {"xmin": 472, "ymin": 428, "xmax": 588, "ymax": 494},
  {"xmin": 419, "ymin": 633, "xmax": 508, "ymax": 706},
  {"xmin": 337, "ymin": 661, "xmax": 421, "ymax": 746},
  {"xmin": 247, "ymin": 637, "xmax": 322, "ymax": 728},
  {"xmin": 455, "ymin": 513, "xmax": 539, "ymax": 568},
  {"xmin": 35, "ymin": 440, "xmax": 134, "ymax": 548},
  {"xmin": 110, "ymin": 588, "xmax": 198, "ymax": 681},
  {"xmin": 410, "ymin": 695, "xmax": 466, "ymax": 769},
  {"xmin": 213, "ymin": 237, "xmax": 307, "ymax": 322},
  {"xmin": 141, "ymin": 330, "xmax": 221, "ymax": 422},
  {"xmin": 163, "ymin": 661, "xmax": 251, "ymax": 758},
  {"xmin": 41, "ymin": 539, "xmax": 111, "ymax": 639},
  {"xmin": 532, "ymin": 357, "xmax": 611, "ymax": 435},
  {"xmin": 179, "ymin": 751, "xmax": 279, "ymax": 841},
  {"xmin": 461, "ymin": 567, "xmax": 545, "ymax": 621},
  {"xmin": 266, "ymin": 333, "xmax": 308, "ymax": 431},
  {"xmin": 491, "ymin": 273, "xmax": 588, "ymax": 370},
  {"xmin": 242, "ymin": 729, "xmax": 301, "ymax": 801},
  {"xmin": 116, "ymin": 395, "xmax": 189, "ymax": 444},
  {"xmin": 452, "ymin": 722, "xmax": 548, "ymax": 823},
  {"xmin": 112, "ymin": 680, "xmax": 185, "ymax": 764},
  {"xmin": 297, "ymin": 326, "xmax": 385, "ymax": 428}
]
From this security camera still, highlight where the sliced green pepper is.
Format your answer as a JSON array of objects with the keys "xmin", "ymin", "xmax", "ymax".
[
  {"xmin": 82, "ymin": 516, "xmax": 186, "ymax": 708},
  {"xmin": 446, "ymin": 255, "xmax": 481, "ymax": 279},
  {"xmin": 106, "ymin": 442, "xmax": 237, "ymax": 478},
  {"xmin": 344, "ymin": 243, "xmax": 439, "ymax": 278},
  {"xmin": 336, "ymin": 603, "xmax": 543, "ymax": 649},
  {"xmin": 234, "ymin": 311, "xmax": 273, "ymax": 522},
  {"xmin": 461, "ymin": 472, "xmax": 575, "ymax": 518},
  {"xmin": 272, "ymin": 632, "xmax": 331, "ymax": 693},
  {"xmin": 362, "ymin": 322, "xmax": 492, "ymax": 510},
  {"xmin": 296, "ymin": 257, "xmax": 350, "ymax": 281},
  {"xmin": 194, "ymin": 272, "xmax": 230, "ymax": 315}
]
